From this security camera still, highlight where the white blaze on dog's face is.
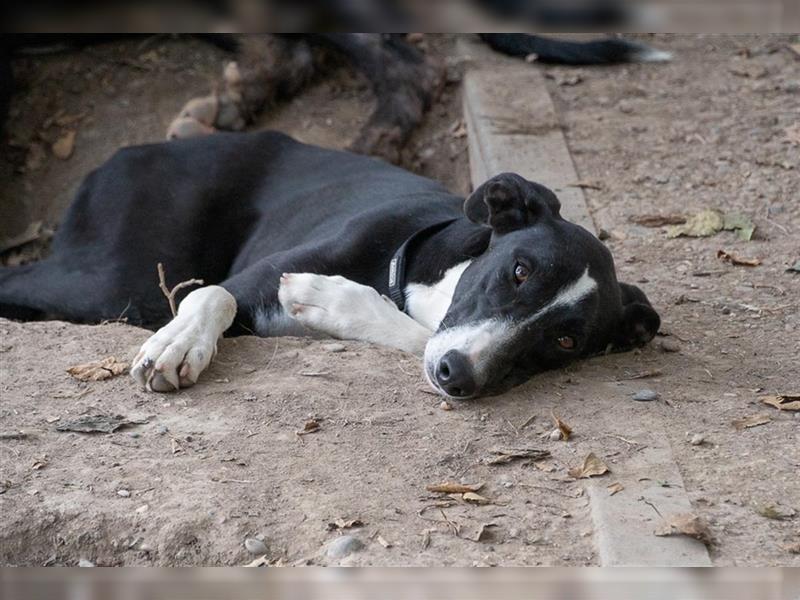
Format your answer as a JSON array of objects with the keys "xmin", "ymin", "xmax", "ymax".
[{"xmin": 422, "ymin": 173, "xmax": 660, "ymax": 399}]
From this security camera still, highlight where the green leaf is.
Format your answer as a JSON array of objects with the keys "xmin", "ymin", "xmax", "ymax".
[{"xmin": 722, "ymin": 212, "xmax": 756, "ymax": 241}]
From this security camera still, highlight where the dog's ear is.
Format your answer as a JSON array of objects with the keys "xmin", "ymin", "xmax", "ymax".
[
  {"xmin": 463, "ymin": 173, "xmax": 561, "ymax": 234},
  {"xmin": 615, "ymin": 282, "xmax": 660, "ymax": 348}
]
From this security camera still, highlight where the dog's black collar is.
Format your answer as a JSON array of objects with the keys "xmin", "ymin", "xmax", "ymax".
[{"xmin": 388, "ymin": 218, "xmax": 459, "ymax": 313}]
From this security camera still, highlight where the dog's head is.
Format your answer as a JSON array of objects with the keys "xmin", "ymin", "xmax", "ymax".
[{"xmin": 424, "ymin": 173, "xmax": 659, "ymax": 399}]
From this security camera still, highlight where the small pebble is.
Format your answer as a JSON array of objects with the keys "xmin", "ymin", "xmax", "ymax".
[
  {"xmin": 326, "ymin": 535, "xmax": 364, "ymax": 559},
  {"xmin": 155, "ymin": 425, "xmax": 169, "ymax": 435},
  {"xmin": 78, "ymin": 559, "xmax": 95, "ymax": 567},
  {"xmin": 117, "ymin": 489, "xmax": 130, "ymax": 497},
  {"xmin": 632, "ymin": 389, "xmax": 659, "ymax": 402},
  {"xmin": 690, "ymin": 434, "xmax": 705, "ymax": 446},
  {"xmin": 659, "ymin": 338, "xmax": 681, "ymax": 353},
  {"xmin": 244, "ymin": 537, "xmax": 268, "ymax": 555},
  {"xmin": 439, "ymin": 400, "xmax": 452, "ymax": 411},
  {"xmin": 618, "ymin": 100, "xmax": 635, "ymax": 114},
  {"xmin": 323, "ymin": 343, "xmax": 346, "ymax": 353},
  {"xmin": 549, "ymin": 429, "xmax": 563, "ymax": 441}
]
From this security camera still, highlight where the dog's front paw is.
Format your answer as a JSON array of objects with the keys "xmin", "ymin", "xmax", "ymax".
[
  {"xmin": 278, "ymin": 272, "xmax": 389, "ymax": 339},
  {"xmin": 131, "ymin": 316, "xmax": 218, "ymax": 392}
]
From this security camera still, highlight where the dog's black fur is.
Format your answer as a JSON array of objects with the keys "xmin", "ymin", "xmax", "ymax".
[{"xmin": 0, "ymin": 131, "xmax": 659, "ymax": 397}]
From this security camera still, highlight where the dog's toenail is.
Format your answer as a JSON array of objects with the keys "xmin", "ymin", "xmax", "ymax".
[{"xmin": 142, "ymin": 358, "xmax": 154, "ymax": 368}]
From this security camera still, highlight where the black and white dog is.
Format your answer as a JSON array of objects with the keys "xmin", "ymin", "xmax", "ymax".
[{"xmin": 0, "ymin": 131, "xmax": 659, "ymax": 398}]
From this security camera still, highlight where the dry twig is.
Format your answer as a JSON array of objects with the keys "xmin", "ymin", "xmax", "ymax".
[{"xmin": 157, "ymin": 262, "xmax": 204, "ymax": 317}]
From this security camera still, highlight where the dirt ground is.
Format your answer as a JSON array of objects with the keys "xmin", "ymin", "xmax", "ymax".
[{"xmin": 0, "ymin": 34, "xmax": 798, "ymax": 566}]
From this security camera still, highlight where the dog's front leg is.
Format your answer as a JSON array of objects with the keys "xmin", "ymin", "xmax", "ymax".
[
  {"xmin": 278, "ymin": 273, "xmax": 432, "ymax": 355},
  {"xmin": 131, "ymin": 286, "xmax": 236, "ymax": 392}
]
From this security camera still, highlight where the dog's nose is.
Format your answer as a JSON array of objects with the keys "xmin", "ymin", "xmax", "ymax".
[{"xmin": 436, "ymin": 350, "xmax": 476, "ymax": 398}]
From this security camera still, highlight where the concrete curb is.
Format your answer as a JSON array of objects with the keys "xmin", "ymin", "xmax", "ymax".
[{"xmin": 458, "ymin": 36, "xmax": 711, "ymax": 567}]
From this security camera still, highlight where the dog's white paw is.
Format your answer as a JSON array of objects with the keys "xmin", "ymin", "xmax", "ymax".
[
  {"xmin": 131, "ymin": 316, "xmax": 218, "ymax": 392},
  {"xmin": 130, "ymin": 286, "xmax": 236, "ymax": 392},
  {"xmin": 278, "ymin": 272, "xmax": 391, "ymax": 340}
]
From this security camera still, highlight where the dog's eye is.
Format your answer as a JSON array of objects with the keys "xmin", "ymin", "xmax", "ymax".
[
  {"xmin": 557, "ymin": 336, "xmax": 575, "ymax": 350},
  {"xmin": 514, "ymin": 262, "xmax": 529, "ymax": 284}
]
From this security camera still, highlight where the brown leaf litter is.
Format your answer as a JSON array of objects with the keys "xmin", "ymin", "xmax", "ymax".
[
  {"xmin": 607, "ymin": 482, "xmax": 624, "ymax": 496},
  {"xmin": 66, "ymin": 356, "xmax": 128, "ymax": 381},
  {"xmin": 630, "ymin": 214, "xmax": 686, "ymax": 227},
  {"xmin": 717, "ymin": 249, "xmax": 761, "ymax": 267},
  {"xmin": 760, "ymin": 393, "xmax": 800, "ymax": 412},
  {"xmin": 426, "ymin": 482, "xmax": 484, "ymax": 494},
  {"xmin": 568, "ymin": 453, "xmax": 610, "ymax": 479},
  {"xmin": 755, "ymin": 505, "xmax": 796, "ymax": 521},
  {"xmin": 486, "ymin": 447, "xmax": 550, "ymax": 465},
  {"xmin": 551, "ymin": 410, "xmax": 572, "ymax": 441},
  {"xmin": 326, "ymin": 518, "xmax": 364, "ymax": 531},
  {"xmin": 731, "ymin": 414, "xmax": 771, "ymax": 431},
  {"xmin": 56, "ymin": 414, "xmax": 150, "ymax": 434},
  {"xmin": 296, "ymin": 419, "xmax": 321, "ymax": 436},
  {"xmin": 654, "ymin": 513, "xmax": 713, "ymax": 546},
  {"xmin": 462, "ymin": 492, "xmax": 492, "ymax": 505}
]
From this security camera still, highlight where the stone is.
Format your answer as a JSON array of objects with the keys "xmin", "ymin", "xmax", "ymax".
[
  {"xmin": 632, "ymin": 389, "xmax": 659, "ymax": 402},
  {"xmin": 659, "ymin": 338, "xmax": 681, "ymax": 353},
  {"xmin": 326, "ymin": 535, "xmax": 364, "ymax": 559},
  {"xmin": 244, "ymin": 537, "xmax": 268, "ymax": 555}
]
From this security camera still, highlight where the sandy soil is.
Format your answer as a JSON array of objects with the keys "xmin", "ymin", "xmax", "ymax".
[
  {"xmin": 546, "ymin": 33, "xmax": 799, "ymax": 565},
  {"xmin": 1, "ymin": 34, "xmax": 798, "ymax": 566}
]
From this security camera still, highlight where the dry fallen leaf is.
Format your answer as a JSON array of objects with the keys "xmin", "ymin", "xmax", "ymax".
[
  {"xmin": 326, "ymin": 518, "xmax": 364, "ymax": 531},
  {"xmin": 533, "ymin": 461, "xmax": 556, "ymax": 473},
  {"xmin": 729, "ymin": 64, "xmax": 767, "ymax": 79},
  {"xmin": 782, "ymin": 541, "xmax": 800, "ymax": 554},
  {"xmin": 296, "ymin": 419, "xmax": 320, "ymax": 436},
  {"xmin": 717, "ymin": 249, "xmax": 761, "ymax": 267},
  {"xmin": 567, "ymin": 180, "xmax": 602, "ymax": 190},
  {"xmin": 486, "ymin": 447, "xmax": 550, "ymax": 465},
  {"xmin": 760, "ymin": 393, "xmax": 800, "ymax": 412},
  {"xmin": 52, "ymin": 130, "xmax": 76, "ymax": 160},
  {"xmin": 462, "ymin": 492, "xmax": 492, "ymax": 505},
  {"xmin": 732, "ymin": 414, "xmax": 771, "ymax": 431},
  {"xmin": 376, "ymin": 535, "xmax": 392, "ymax": 548},
  {"xmin": 56, "ymin": 414, "xmax": 149, "ymax": 434},
  {"xmin": 551, "ymin": 410, "xmax": 573, "ymax": 441},
  {"xmin": 756, "ymin": 505, "xmax": 796, "ymax": 520},
  {"xmin": 66, "ymin": 356, "xmax": 128, "ymax": 381},
  {"xmin": 568, "ymin": 453, "xmax": 610, "ymax": 479},
  {"xmin": 426, "ymin": 482, "xmax": 484, "ymax": 494},
  {"xmin": 607, "ymin": 482, "xmax": 624, "ymax": 496},
  {"xmin": 666, "ymin": 209, "xmax": 723, "ymax": 238},
  {"xmin": 630, "ymin": 214, "xmax": 686, "ymax": 227},
  {"xmin": 655, "ymin": 513, "xmax": 713, "ymax": 545}
]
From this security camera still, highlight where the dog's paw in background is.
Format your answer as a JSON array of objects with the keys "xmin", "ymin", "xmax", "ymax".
[
  {"xmin": 131, "ymin": 286, "xmax": 236, "ymax": 392},
  {"xmin": 278, "ymin": 272, "xmax": 431, "ymax": 354}
]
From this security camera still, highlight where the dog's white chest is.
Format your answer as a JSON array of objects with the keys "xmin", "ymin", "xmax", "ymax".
[{"xmin": 405, "ymin": 261, "xmax": 471, "ymax": 331}]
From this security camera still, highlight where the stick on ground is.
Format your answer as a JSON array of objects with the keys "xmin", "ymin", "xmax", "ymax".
[{"xmin": 157, "ymin": 262, "xmax": 204, "ymax": 317}]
